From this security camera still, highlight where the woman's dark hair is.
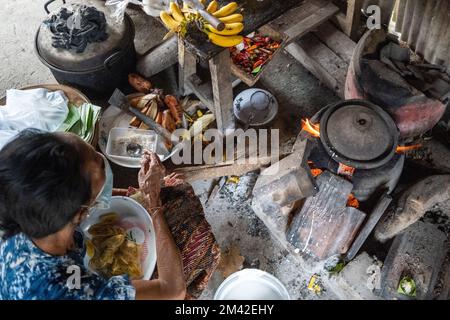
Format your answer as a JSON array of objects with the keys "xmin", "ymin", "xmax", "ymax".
[{"xmin": 0, "ymin": 129, "xmax": 91, "ymax": 239}]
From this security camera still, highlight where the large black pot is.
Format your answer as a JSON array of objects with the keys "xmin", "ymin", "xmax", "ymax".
[{"xmin": 35, "ymin": 0, "xmax": 136, "ymax": 97}]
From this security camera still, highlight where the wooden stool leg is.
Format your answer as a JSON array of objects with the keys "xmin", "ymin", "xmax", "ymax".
[
  {"xmin": 209, "ymin": 49, "xmax": 235, "ymax": 134},
  {"xmin": 178, "ymin": 39, "xmax": 197, "ymax": 95}
]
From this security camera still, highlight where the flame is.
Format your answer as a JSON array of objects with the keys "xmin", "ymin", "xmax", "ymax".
[
  {"xmin": 310, "ymin": 168, "xmax": 323, "ymax": 177},
  {"xmin": 347, "ymin": 194, "xmax": 360, "ymax": 209},
  {"xmin": 396, "ymin": 144, "xmax": 422, "ymax": 154},
  {"xmin": 302, "ymin": 119, "xmax": 320, "ymax": 138}
]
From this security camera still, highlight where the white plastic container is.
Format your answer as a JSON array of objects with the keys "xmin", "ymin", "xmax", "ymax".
[
  {"xmin": 106, "ymin": 127, "xmax": 157, "ymax": 166},
  {"xmin": 214, "ymin": 269, "xmax": 291, "ymax": 300},
  {"xmin": 80, "ymin": 196, "xmax": 157, "ymax": 280}
]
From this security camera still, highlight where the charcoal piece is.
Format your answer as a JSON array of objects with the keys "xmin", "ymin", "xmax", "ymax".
[{"xmin": 44, "ymin": 5, "xmax": 108, "ymax": 53}]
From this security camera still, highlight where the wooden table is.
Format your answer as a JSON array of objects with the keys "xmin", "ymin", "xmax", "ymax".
[{"xmin": 178, "ymin": 0, "xmax": 300, "ymax": 134}]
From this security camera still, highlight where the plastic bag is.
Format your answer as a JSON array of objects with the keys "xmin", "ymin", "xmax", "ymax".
[
  {"xmin": 0, "ymin": 88, "xmax": 69, "ymax": 150},
  {"xmin": 106, "ymin": 0, "xmax": 143, "ymax": 23},
  {"xmin": 106, "ymin": 0, "xmax": 170, "ymax": 22}
]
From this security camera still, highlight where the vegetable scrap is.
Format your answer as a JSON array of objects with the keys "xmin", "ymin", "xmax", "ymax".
[
  {"xmin": 397, "ymin": 276, "xmax": 417, "ymax": 297},
  {"xmin": 307, "ymin": 274, "xmax": 322, "ymax": 294},
  {"xmin": 230, "ymin": 33, "xmax": 281, "ymax": 76},
  {"xmin": 126, "ymin": 74, "xmax": 216, "ymax": 151}
]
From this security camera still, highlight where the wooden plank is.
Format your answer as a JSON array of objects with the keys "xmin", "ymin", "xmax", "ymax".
[
  {"xmin": 286, "ymin": 33, "xmax": 348, "ymax": 98},
  {"xmin": 269, "ymin": 0, "xmax": 339, "ymax": 43},
  {"xmin": 314, "ymin": 21, "xmax": 356, "ymax": 64},
  {"xmin": 209, "ymin": 49, "xmax": 235, "ymax": 134},
  {"xmin": 178, "ymin": 39, "xmax": 197, "ymax": 96},
  {"xmin": 172, "ymin": 156, "xmax": 275, "ymax": 183},
  {"xmin": 345, "ymin": 193, "xmax": 392, "ymax": 261},
  {"xmin": 185, "ymin": 79, "xmax": 214, "ymax": 111},
  {"xmin": 340, "ymin": 0, "xmax": 364, "ymax": 41},
  {"xmin": 182, "ymin": 0, "xmax": 300, "ymax": 60}
]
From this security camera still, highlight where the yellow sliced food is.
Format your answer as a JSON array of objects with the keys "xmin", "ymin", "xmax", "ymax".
[
  {"xmin": 160, "ymin": 11, "xmax": 179, "ymax": 31},
  {"xmin": 219, "ymin": 13, "xmax": 243, "ymax": 23},
  {"xmin": 169, "ymin": 2, "xmax": 184, "ymax": 22},
  {"xmin": 206, "ymin": 0, "xmax": 218, "ymax": 13},
  {"xmin": 213, "ymin": 2, "xmax": 238, "ymax": 18},
  {"xmin": 205, "ymin": 22, "xmax": 243, "ymax": 36},
  {"xmin": 86, "ymin": 239, "xmax": 95, "ymax": 258}
]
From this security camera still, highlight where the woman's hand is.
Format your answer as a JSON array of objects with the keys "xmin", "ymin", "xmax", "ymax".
[
  {"xmin": 139, "ymin": 151, "xmax": 165, "ymax": 210},
  {"xmin": 163, "ymin": 172, "xmax": 185, "ymax": 187}
]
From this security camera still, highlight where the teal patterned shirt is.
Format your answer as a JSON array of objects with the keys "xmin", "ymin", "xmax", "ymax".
[{"xmin": 0, "ymin": 233, "xmax": 136, "ymax": 300}]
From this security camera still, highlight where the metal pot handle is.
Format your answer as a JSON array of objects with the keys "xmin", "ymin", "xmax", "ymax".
[
  {"xmin": 104, "ymin": 51, "xmax": 122, "ymax": 72},
  {"xmin": 44, "ymin": 0, "xmax": 66, "ymax": 14}
]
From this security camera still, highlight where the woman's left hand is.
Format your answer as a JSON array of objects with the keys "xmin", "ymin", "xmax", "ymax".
[{"xmin": 138, "ymin": 151, "xmax": 165, "ymax": 210}]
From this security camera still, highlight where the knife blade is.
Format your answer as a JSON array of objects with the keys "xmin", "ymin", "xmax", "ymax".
[
  {"xmin": 108, "ymin": 89, "xmax": 174, "ymax": 144},
  {"xmin": 183, "ymin": 0, "xmax": 225, "ymax": 31}
]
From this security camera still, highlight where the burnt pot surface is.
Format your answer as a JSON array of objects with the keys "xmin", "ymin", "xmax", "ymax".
[{"xmin": 320, "ymin": 100, "xmax": 399, "ymax": 169}]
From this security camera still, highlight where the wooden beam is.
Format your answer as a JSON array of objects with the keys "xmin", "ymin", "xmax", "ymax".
[
  {"xmin": 178, "ymin": 39, "xmax": 197, "ymax": 96},
  {"xmin": 269, "ymin": 0, "xmax": 339, "ymax": 43},
  {"xmin": 209, "ymin": 49, "xmax": 235, "ymax": 134},
  {"xmin": 335, "ymin": 0, "xmax": 364, "ymax": 41},
  {"xmin": 314, "ymin": 21, "xmax": 356, "ymax": 64},
  {"xmin": 286, "ymin": 33, "xmax": 348, "ymax": 98}
]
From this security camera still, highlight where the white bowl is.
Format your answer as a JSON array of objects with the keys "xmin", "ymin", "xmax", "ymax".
[
  {"xmin": 80, "ymin": 196, "xmax": 157, "ymax": 280},
  {"xmin": 106, "ymin": 127, "xmax": 157, "ymax": 165},
  {"xmin": 214, "ymin": 269, "xmax": 291, "ymax": 300}
]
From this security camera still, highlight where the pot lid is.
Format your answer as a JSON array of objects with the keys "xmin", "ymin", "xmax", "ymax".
[
  {"xmin": 36, "ymin": 1, "xmax": 132, "ymax": 71},
  {"xmin": 320, "ymin": 100, "xmax": 399, "ymax": 169},
  {"xmin": 233, "ymin": 89, "xmax": 278, "ymax": 126}
]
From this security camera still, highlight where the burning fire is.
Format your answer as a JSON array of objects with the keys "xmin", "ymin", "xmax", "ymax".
[
  {"xmin": 396, "ymin": 144, "xmax": 422, "ymax": 153},
  {"xmin": 302, "ymin": 117, "xmax": 423, "ymax": 156},
  {"xmin": 347, "ymin": 193, "xmax": 360, "ymax": 209},
  {"xmin": 302, "ymin": 119, "xmax": 320, "ymax": 138}
]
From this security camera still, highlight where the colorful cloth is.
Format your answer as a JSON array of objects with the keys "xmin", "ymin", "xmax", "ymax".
[
  {"xmin": 0, "ymin": 233, "xmax": 135, "ymax": 300},
  {"xmin": 128, "ymin": 182, "xmax": 221, "ymax": 299}
]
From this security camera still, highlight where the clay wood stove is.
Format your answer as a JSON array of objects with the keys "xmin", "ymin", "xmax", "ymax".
[
  {"xmin": 286, "ymin": 100, "xmax": 405, "ymax": 261},
  {"xmin": 306, "ymin": 99, "xmax": 405, "ymax": 202}
]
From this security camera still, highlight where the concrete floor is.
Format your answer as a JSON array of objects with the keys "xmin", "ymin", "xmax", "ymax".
[{"xmin": 1, "ymin": 0, "xmax": 343, "ymax": 300}]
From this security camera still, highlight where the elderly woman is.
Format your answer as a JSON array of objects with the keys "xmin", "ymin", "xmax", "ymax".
[{"xmin": 0, "ymin": 129, "xmax": 187, "ymax": 300}]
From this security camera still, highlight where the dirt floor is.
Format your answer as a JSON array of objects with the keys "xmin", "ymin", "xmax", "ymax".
[{"xmin": 0, "ymin": 0, "xmax": 344, "ymax": 299}]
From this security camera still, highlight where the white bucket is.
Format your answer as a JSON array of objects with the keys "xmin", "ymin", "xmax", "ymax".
[{"xmin": 214, "ymin": 269, "xmax": 291, "ymax": 300}]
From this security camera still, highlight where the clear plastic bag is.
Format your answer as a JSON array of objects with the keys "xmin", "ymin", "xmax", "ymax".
[
  {"xmin": 105, "ymin": 0, "xmax": 143, "ymax": 23},
  {"xmin": 106, "ymin": 0, "xmax": 170, "ymax": 22},
  {"xmin": 0, "ymin": 89, "xmax": 69, "ymax": 150}
]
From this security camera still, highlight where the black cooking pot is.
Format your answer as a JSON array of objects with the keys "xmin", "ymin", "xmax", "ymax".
[{"xmin": 35, "ymin": 0, "xmax": 136, "ymax": 97}]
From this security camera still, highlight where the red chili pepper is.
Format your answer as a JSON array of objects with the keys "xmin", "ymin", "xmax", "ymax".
[{"xmin": 253, "ymin": 60, "xmax": 264, "ymax": 69}]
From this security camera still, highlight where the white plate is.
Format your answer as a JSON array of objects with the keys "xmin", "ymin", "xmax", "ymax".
[
  {"xmin": 99, "ymin": 103, "xmax": 178, "ymax": 168},
  {"xmin": 80, "ymin": 196, "xmax": 157, "ymax": 280}
]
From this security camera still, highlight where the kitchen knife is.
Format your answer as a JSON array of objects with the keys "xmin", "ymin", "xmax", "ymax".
[
  {"xmin": 108, "ymin": 89, "xmax": 174, "ymax": 144},
  {"xmin": 183, "ymin": 0, "xmax": 225, "ymax": 31}
]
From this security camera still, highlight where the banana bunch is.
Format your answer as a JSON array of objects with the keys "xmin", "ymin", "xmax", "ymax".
[{"xmin": 160, "ymin": 1, "xmax": 244, "ymax": 48}]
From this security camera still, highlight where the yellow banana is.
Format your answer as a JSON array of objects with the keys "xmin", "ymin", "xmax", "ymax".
[
  {"xmin": 213, "ymin": 2, "xmax": 238, "ymax": 17},
  {"xmin": 206, "ymin": 0, "xmax": 218, "ymax": 13},
  {"xmin": 219, "ymin": 13, "xmax": 243, "ymax": 23},
  {"xmin": 205, "ymin": 22, "xmax": 243, "ymax": 36},
  {"xmin": 160, "ymin": 11, "xmax": 180, "ymax": 31},
  {"xmin": 206, "ymin": 31, "xmax": 243, "ymax": 47},
  {"xmin": 170, "ymin": 2, "xmax": 184, "ymax": 22}
]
